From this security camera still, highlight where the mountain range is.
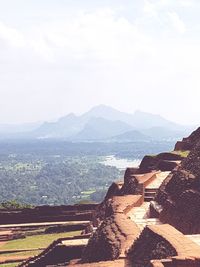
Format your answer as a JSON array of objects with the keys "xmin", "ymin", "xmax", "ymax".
[{"xmin": 0, "ymin": 105, "xmax": 195, "ymax": 141}]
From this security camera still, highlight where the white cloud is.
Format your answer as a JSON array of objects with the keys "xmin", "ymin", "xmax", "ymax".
[
  {"xmin": 167, "ymin": 12, "xmax": 186, "ymax": 34},
  {"xmin": 29, "ymin": 35, "xmax": 54, "ymax": 62},
  {"xmin": 0, "ymin": 1, "xmax": 200, "ymax": 124},
  {"xmin": 143, "ymin": 0, "xmax": 158, "ymax": 17},
  {"xmin": 0, "ymin": 21, "xmax": 25, "ymax": 47},
  {"xmin": 178, "ymin": 0, "xmax": 195, "ymax": 7},
  {"xmin": 23, "ymin": 8, "xmax": 152, "ymax": 63}
]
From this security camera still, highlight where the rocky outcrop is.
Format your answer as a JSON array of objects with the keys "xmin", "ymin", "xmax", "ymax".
[
  {"xmin": 127, "ymin": 224, "xmax": 200, "ymax": 267},
  {"xmin": 119, "ymin": 174, "xmax": 140, "ymax": 196},
  {"xmin": 81, "ymin": 194, "xmax": 142, "ymax": 263},
  {"xmin": 104, "ymin": 182, "xmax": 122, "ymax": 201},
  {"xmin": 154, "ymin": 138, "xmax": 200, "ymax": 233},
  {"xmin": 157, "ymin": 160, "xmax": 179, "ymax": 172},
  {"xmin": 139, "ymin": 152, "xmax": 183, "ymax": 173},
  {"xmin": 127, "ymin": 225, "xmax": 177, "ymax": 267},
  {"xmin": 82, "ymin": 194, "xmax": 142, "ymax": 263},
  {"xmin": 174, "ymin": 127, "xmax": 200, "ymax": 151},
  {"xmin": 82, "ymin": 213, "xmax": 140, "ymax": 263}
]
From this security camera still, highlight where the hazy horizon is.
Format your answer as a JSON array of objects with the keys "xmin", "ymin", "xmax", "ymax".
[
  {"xmin": 0, "ymin": 0, "xmax": 200, "ymax": 125},
  {"xmin": 0, "ymin": 104, "xmax": 192, "ymax": 126}
]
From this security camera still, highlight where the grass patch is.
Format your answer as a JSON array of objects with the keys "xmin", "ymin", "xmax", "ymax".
[
  {"xmin": 1, "ymin": 231, "xmax": 81, "ymax": 251},
  {"xmin": 0, "ymin": 264, "xmax": 18, "ymax": 267},
  {"xmin": 172, "ymin": 150, "xmax": 190, "ymax": 158},
  {"xmin": 0, "ymin": 231, "xmax": 81, "ymax": 267}
]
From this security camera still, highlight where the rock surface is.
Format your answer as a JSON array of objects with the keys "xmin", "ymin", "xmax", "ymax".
[
  {"xmin": 174, "ymin": 127, "xmax": 200, "ymax": 151},
  {"xmin": 127, "ymin": 224, "xmax": 200, "ymax": 267},
  {"xmin": 127, "ymin": 225, "xmax": 177, "ymax": 267},
  {"xmin": 154, "ymin": 137, "xmax": 200, "ymax": 233},
  {"xmin": 139, "ymin": 152, "xmax": 183, "ymax": 173},
  {"xmin": 82, "ymin": 195, "xmax": 142, "ymax": 263},
  {"xmin": 82, "ymin": 213, "xmax": 139, "ymax": 263}
]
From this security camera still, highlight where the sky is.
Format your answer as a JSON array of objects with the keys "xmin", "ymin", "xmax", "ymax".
[{"xmin": 0, "ymin": 0, "xmax": 200, "ymax": 125}]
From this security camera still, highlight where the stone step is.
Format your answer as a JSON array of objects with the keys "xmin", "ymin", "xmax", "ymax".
[
  {"xmin": 144, "ymin": 192, "xmax": 156, "ymax": 197},
  {"xmin": 144, "ymin": 188, "xmax": 157, "ymax": 202},
  {"xmin": 144, "ymin": 196, "xmax": 155, "ymax": 202},
  {"xmin": 145, "ymin": 188, "xmax": 158, "ymax": 192},
  {"xmin": 133, "ymin": 218, "xmax": 162, "ymax": 230}
]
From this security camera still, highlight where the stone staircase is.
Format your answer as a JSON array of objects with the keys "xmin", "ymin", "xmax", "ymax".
[
  {"xmin": 128, "ymin": 203, "xmax": 162, "ymax": 230},
  {"xmin": 144, "ymin": 188, "xmax": 158, "ymax": 202}
]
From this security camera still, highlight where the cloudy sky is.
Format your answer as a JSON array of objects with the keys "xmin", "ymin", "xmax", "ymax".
[{"xmin": 0, "ymin": 0, "xmax": 200, "ymax": 124}]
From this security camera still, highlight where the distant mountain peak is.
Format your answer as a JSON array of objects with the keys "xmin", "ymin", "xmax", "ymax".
[
  {"xmin": 59, "ymin": 113, "xmax": 76, "ymax": 120},
  {"xmin": 0, "ymin": 104, "xmax": 191, "ymax": 141},
  {"xmin": 84, "ymin": 104, "xmax": 121, "ymax": 116}
]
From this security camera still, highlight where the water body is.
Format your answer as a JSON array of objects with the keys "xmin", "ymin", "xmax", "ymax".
[{"xmin": 101, "ymin": 155, "xmax": 141, "ymax": 170}]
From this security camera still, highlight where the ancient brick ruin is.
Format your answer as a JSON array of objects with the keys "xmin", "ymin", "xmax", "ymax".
[{"xmin": 14, "ymin": 127, "xmax": 200, "ymax": 267}]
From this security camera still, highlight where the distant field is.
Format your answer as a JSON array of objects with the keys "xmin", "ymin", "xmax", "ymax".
[{"xmin": 0, "ymin": 140, "xmax": 174, "ymax": 205}]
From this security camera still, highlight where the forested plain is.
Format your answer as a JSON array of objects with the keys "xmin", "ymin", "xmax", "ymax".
[{"xmin": 0, "ymin": 140, "xmax": 174, "ymax": 206}]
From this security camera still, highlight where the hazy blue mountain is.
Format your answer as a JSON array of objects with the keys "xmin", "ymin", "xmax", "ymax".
[
  {"xmin": 141, "ymin": 126, "xmax": 194, "ymax": 141},
  {"xmin": 81, "ymin": 105, "xmax": 181, "ymax": 129},
  {"xmin": 31, "ymin": 113, "xmax": 85, "ymax": 139},
  {"xmin": 132, "ymin": 110, "xmax": 180, "ymax": 129},
  {"xmin": 110, "ymin": 130, "xmax": 150, "ymax": 142},
  {"xmin": 81, "ymin": 105, "xmax": 134, "ymax": 124},
  {"xmin": 73, "ymin": 117, "xmax": 132, "ymax": 140},
  {"xmin": 0, "ymin": 105, "xmax": 192, "ymax": 140}
]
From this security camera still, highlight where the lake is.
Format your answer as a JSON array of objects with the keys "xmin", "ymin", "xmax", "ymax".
[{"xmin": 101, "ymin": 155, "xmax": 141, "ymax": 170}]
